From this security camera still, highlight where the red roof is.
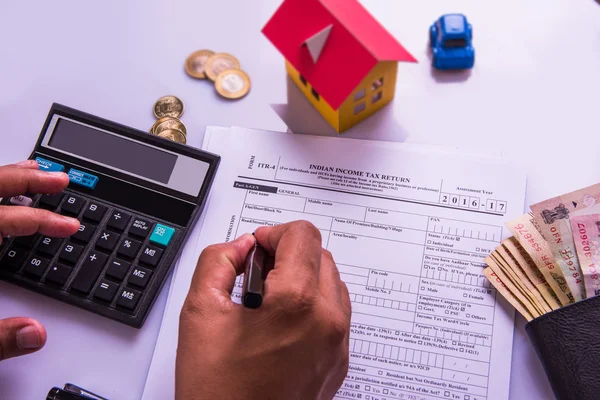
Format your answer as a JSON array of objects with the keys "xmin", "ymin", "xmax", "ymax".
[{"xmin": 262, "ymin": 0, "xmax": 416, "ymax": 110}]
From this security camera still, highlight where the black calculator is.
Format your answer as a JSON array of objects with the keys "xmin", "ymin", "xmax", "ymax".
[{"xmin": 0, "ymin": 103, "xmax": 219, "ymax": 328}]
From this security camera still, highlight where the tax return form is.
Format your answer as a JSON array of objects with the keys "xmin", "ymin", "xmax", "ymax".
[{"xmin": 143, "ymin": 126, "xmax": 526, "ymax": 400}]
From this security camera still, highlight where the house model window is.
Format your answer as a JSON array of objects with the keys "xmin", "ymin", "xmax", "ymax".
[
  {"xmin": 372, "ymin": 77, "xmax": 384, "ymax": 91},
  {"xmin": 311, "ymin": 87, "xmax": 320, "ymax": 101},
  {"xmin": 354, "ymin": 88, "xmax": 366, "ymax": 101},
  {"xmin": 372, "ymin": 91, "xmax": 383, "ymax": 104},
  {"xmin": 354, "ymin": 102, "xmax": 366, "ymax": 115}
]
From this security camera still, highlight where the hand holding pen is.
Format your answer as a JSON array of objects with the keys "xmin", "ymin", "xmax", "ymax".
[{"xmin": 176, "ymin": 221, "xmax": 351, "ymax": 400}]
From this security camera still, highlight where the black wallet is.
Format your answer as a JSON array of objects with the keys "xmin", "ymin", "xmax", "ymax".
[{"xmin": 526, "ymin": 295, "xmax": 600, "ymax": 400}]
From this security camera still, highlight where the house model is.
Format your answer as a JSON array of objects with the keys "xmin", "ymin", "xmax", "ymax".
[{"xmin": 262, "ymin": 0, "xmax": 416, "ymax": 133}]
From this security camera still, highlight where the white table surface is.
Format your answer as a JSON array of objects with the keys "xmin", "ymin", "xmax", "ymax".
[{"xmin": 1, "ymin": 0, "xmax": 599, "ymax": 398}]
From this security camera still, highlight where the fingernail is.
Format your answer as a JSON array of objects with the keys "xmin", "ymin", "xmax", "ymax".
[
  {"xmin": 16, "ymin": 326, "xmax": 41, "ymax": 349},
  {"xmin": 60, "ymin": 215, "xmax": 79, "ymax": 223},
  {"xmin": 235, "ymin": 233, "xmax": 253, "ymax": 242},
  {"xmin": 48, "ymin": 172, "xmax": 67, "ymax": 177}
]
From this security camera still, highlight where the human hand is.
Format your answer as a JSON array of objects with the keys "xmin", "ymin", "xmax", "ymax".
[
  {"xmin": 0, "ymin": 160, "xmax": 80, "ymax": 360},
  {"xmin": 176, "ymin": 221, "xmax": 351, "ymax": 400}
]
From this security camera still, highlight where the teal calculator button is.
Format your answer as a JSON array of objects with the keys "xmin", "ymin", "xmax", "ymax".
[
  {"xmin": 35, "ymin": 157, "xmax": 64, "ymax": 172},
  {"xmin": 67, "ymin": 169, "xmax": 99, "ymax": 189},
  {"xmin": 150, "ymin": 224, "xmax": 175, "ymax": 247}
]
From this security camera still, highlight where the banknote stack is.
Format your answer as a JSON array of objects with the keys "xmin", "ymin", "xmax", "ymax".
[
  {"xmin": 184, "ymin": 50, "xmax": 251, "ymax": 100},
  {"xmin": 485, "ymin": 183, "xmax": 600, "ymax": 321}
]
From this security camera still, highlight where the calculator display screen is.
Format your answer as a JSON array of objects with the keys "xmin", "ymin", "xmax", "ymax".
[{"xmin": 49, "ymin": 119, "xmax": 177, "ymax": 184}]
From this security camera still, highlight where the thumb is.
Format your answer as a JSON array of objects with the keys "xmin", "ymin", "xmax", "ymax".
[
  {"xmin": 189, "ymin": 233, "xmax": 255, "ymax": 299},
  {"xmin": 0, "ymin": 317, "xmax": 46, "ymax": 361}
]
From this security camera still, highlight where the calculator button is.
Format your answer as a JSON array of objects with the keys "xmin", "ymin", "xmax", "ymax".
[
  {"xmin": 9, "ymin": 195, "xmax": 33, "ymax": 207},
  {"xmin": 61, "ymin": 195, "xmax": 85, "ymax": 215},
  {"xmin": 38, "ymin": 237, "xmax": 63, "ymax": 256},
  {"xmin": 45, "ymin": 264, "xmax": 72, "ymax": 285},
  {"xmin": 72, "ymin": 222, "xmax": 96, "ymax": 244},
  {"xmin": 59, "ymin": 242, "xmax": 84, "ymax": 264},
  {"xmin": 107, "ymin": 211, "xmax": 131, "ymax": 232},
  {"xmin": 0, "ymin": 247, "xmax": 28, "ymax": 272},
  {"xmin": 96, "ymin": 230, "xmax": 119, "ymax": 252},
  {"xmin": 70, "ymin": 251, "xmax": 108, "ymax": 294},
  {"xmin": 39, "ymin": 193, "xmax": 64, "ymax": 210},
  {"xmin": 83, "ymin": 202, "xmax": 107, "ymax": 222},
  {"xmin": 93, "ymin": 280, "xmax": 119, "ymax": 302},
  {"xmin": 14, "ymin": 234, "xmax": 40, "ymax": 249},
  {"xmin": 128, "ymin": 267, "xmax": 152, "ymax": 289},
  {"xmin": 35, "ymin": 157, "xmax": 65, "ymax": 172},
  {"xmin": 129, "ymin": 218, "xmax": 152, "ymax": 238},
  {"xmin": 105, "ymin": 259, "xmax": 131, "ymax": 281},
  {"xmin": 67, "ymin": 169, "xmax": 99, "ymax": 190},
  {"xmin": 117, "ymin": 238, "xmax": 141, "ymax": 259},
  {"xmin": 24, "ymin": 256, "xmax": 50, "ymax": 279},
  {"xmin": 117, "ymin": 287, "xmax": 142, "ymax": 310},
  {"xmin": 149, "ymin": 224, "xmax": 176, "ymax": 247},
  {"xmin": 139, "ymin": 245, "xmax": 163, "ymax": 267}
]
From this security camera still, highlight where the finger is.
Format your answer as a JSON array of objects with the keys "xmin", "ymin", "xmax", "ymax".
[
  {"xmin": 254, "ymin": 221, "xmax": 322, "ymax": 286},
  {"xmin": 189, "ymin": 233, "xmax": 255, "ymax": 299},
  {"xmin": 339, "ymin": 281, "xmax": 351, "ymax": 320},
  {"xmin": 11, "ymin": 160, "xmax": 40, "ymax": 170},
  {"xmin": 319, "ymin": 250, "xmax": 351, "ymax": 317},
  {"xmin": 0, "ymin": 317, "xmax": 47, "ymax": 361},
  {"xmin": 0, "ymin": 166, "xmax": 69, "ymax": 198},
  {"xmin": 318, "ymin": 249, "xmax": 341, "ymax": 300},
  {"xmin": 0, "ymin": 207, "xmax": 80, "ymax": 238}
]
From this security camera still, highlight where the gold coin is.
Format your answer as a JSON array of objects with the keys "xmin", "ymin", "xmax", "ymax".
[
  {"xmin": 157, "ymin": 129, "xmax": 186, "ymax": 144},
  {"xmin": 185, "ymin": 49, "xmax": 215, "ymax": 79},
  {"xmin": 153, "ymin": 96, "xmax": 184, "ymax": 119},
  {"xmin": 151, "ymin": 117, "xmax": 187, "ymax": 136},
  {"xmin": 215, "ymin": 69, "xmax": 251, "ymax": 100},
  {"xmin": 204, "ymin": 53, "xmax": 240, "ymax": 81}
]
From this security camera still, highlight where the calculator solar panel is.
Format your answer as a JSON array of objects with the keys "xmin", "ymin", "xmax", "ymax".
[{"xmin": 0, "ymin": 104, "xmax": 219, "ymax": 328}]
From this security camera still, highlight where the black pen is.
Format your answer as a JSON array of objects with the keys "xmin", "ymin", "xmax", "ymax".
[
  {"xmin": 242, "ymin": 239, "xmax": 268, "ymax": 308},
  {"xmin": 47, "ymin": 383, "xmax": 108, "ymax": 400}
]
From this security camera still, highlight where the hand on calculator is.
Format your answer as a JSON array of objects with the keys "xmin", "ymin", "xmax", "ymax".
[
  {"xmin": 176, "ymin": 221, "xmax": 351, "ymax": 400},
  {"xmin": 0, "ymin": 160, "xmax": 79, "ymax": 361}
]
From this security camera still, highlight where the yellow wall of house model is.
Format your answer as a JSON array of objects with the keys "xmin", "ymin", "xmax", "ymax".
[
  {"xmin": 285, "ymin": 60, "xmax": 398, "ymax": 133},
  {"xmin": 338, "ymin": 61, "xmax": 397, "ymax": 132}
]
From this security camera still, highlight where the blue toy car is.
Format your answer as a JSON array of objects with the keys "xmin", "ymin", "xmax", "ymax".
[{"xmin": 430, "ymin": 14, "xmax": 474, "ymax": 70}]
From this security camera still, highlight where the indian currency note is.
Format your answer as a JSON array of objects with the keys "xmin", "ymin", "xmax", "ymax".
[
  {"xmin": 493, "ymin": 246, "xmax": 553, "ymax": 313},
  {"xmin": 529, "ymin": 186, "xmax": 600, "ymax": 301},
  {"xmin": 569, "ymin": 214, "xmax": 600, "ymax": 298},
  {"xmin": 506, "ymin": 214, "xmax": 573, "ymax": 305},
  {"xmin": 485, "ymin": 256, "xmax": 542, "ymax": 318},
  {"xmin": 483, "ymin": 267, "xmax": 534, "ymax": 322},
  {"xmin": 490, "ymin": 252, "xmax": 547, "ymax": 316},
  {"xmin": 502, "ymin": 238, "xmax": 561, "ymax": 310}
]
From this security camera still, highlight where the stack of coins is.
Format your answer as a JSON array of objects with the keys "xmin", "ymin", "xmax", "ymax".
[
  {"xmin": 150, "ymin": 96, "xmax": 187, "ymax": 144},
  {"xmin": 184, "ymin": 50, "xmax": 251, "ymax": 100}
]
